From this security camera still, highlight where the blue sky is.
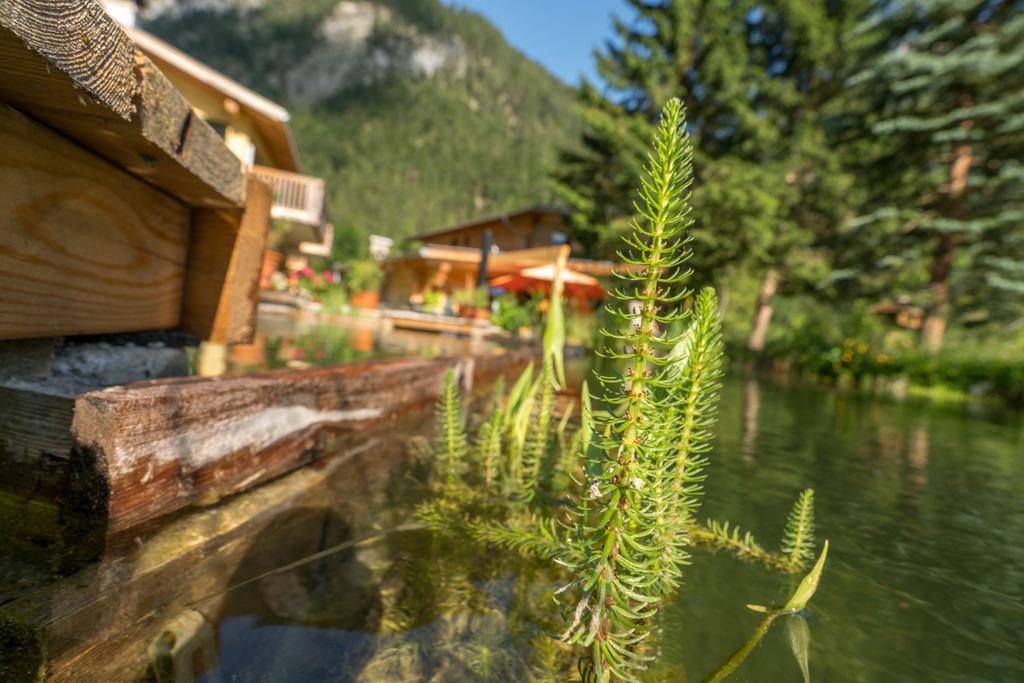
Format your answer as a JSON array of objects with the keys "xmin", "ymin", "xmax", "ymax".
[{"xmin": 442, "ymin": 0, "xmax": 630, "ymax": 85}]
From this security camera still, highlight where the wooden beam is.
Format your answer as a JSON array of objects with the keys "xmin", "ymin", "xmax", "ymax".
[
  {"xmin": 70, "ymin": 356, "xmax": 512, "ymax": 537},
  {"xmin": 181, "ymin": 177, "xmax": 271, "ymax": 345},
  {"xmin": 0, "ymin": 347, "xmax": 534, "ymax": 574},
  {"xmin": 0, "ymin": 349, "xmax": 534, "ymax": 572},
  {"xmin": 0, "ymin": 384, "xmax": 75, "ymax": 563},
  {"xmin": 0, "ymin": 104, "xmax": 189, "ymax": 339},
  {"xmin": 0, "ymin": 0, "xmax": 243, "ymax": 208}
]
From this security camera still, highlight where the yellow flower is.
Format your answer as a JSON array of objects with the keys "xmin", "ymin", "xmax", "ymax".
[{"xmin": 858, "ymin": 344, "xmax": 869, "ymax": 354}]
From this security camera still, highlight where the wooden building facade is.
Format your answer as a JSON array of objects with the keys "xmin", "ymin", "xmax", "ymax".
[
  {"xmin": 410, "ymin": 206, "xmax": 571, "ymax": 251},
  {"xmin": 382, "ymin": 207, "xmax": 615, "ymax": 307}
]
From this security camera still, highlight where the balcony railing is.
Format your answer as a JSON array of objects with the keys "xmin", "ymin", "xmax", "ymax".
[{"xmin": 249, "ymin": 165, "xmax": 325, "ymax": 227}]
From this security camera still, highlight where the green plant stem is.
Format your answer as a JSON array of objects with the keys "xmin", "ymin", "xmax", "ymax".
[{"xmin": 700, "ymin": 611, "xmax": 781, "ymax": 683}]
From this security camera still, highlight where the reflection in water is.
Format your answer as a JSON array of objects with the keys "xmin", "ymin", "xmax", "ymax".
[
  {"xmin": 211, "ymin": 508, "xmax": 382, "ymax": 681},
  {"xmin": 740, "ymin": 378, "xmax": 760, "ymax": 461},
  {"xmin": 225, "ymin": 313, "xmax": 503, "ymax": 375},
  {"xmin": 907, "ymin": 424, "xmax": 929, "ymax": 489},
  {"xmin": 3, "ymin": 378, "xmax": 1022, "ymax": 681}
]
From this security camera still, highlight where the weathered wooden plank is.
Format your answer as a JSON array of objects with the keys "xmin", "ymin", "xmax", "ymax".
[
  {"xmin": 0, "ymin": 350, "xmax": 532, "ymax": 573},
  {"xmin": 181, "ymin": 178, "xmax": 271, "ymax": 345},
  {"xmin": 0, "ymin": 384, "xmax": 74, "ymax": 557},
  {"xmin": 0, "ymin": 104, "xmax": 190, "ymax": 339},
  {"xmin": 0, "ymin": 0, "xmax": 243, "ymax": 208},
  {"xmin": 70, "ymin": 357, "xmax": 462, "ymax": 535}
]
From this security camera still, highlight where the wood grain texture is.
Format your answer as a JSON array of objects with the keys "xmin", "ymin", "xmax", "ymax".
[
  {"xmin": 71, "ymin": 351, "xmax": 534, "ymax": 537},
  {"xmin": 0, "ymin": 0, "xmax": 243, "ymax": 207},
  {"xmin": 181, "ymin": 177, "xmax": 271, "ymax": 344},
  {"xmin": 0, "ymin": 0, "xmax": 136, "ymax": 118},
  {"xmin": 0, "ymin": 104, "xmax": 190, "ymax": 339}
]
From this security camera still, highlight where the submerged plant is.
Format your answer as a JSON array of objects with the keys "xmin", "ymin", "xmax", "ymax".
[
  {"xmin": 434, "ymin": 369, "xmax": 468, "ymax": 493},
  {"xmin": 781, "ymin": 488, "xmax": 817, "ymax": 571}
]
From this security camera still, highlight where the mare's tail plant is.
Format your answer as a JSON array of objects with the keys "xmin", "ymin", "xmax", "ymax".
[
  {"xmin": 415, "ymin": 96, "xmax": 828, "ymax": 683},
  {"xmin": 780, "ymin": 488, "xmax": 816, "ymax": 571},
  {"xmin": 560, "ymin": 97, "xmax": 699, "ymax": 681},
  {"xmin": 434, "ymin": 368, "xmax": 468, "ymax": 493}
]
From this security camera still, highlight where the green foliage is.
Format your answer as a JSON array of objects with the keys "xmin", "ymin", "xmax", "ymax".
[
  {"xmin": 476, "ymin": 387, "xmax": 504, "ymax": 488},
  {"xmin": 434, "ymin": 369, "xmax": 468, "ymax": 491},
  {"xmin": 691, "ymin": 520, "xmax": 796, "ymax": 574},
  {"xmin": 413, "ymin": 93, "xmax": 827, "ymax": 683},
  {"xmin": 492, "ymin": 294, "xmax": 540, "ymax": 335},
  {"xmin": 519, "ymin": 358, "xmax": 555, "ymax": 502},
  {"xmin": 657, "ymin": 286, "xmax": 726, "ymax": 587},
  {"xmin": 552, "ymin": 0, "xmax": 857, "ymax": 305},
  {"xmin": 837, "ymin": 0, "xmax": 1024, "ymax": 345},
  {"xmin": 782, "ymin": 541, "xmax": 830, "ymax": 613},
  {"xmin": 452, "ymin": 286, "xmax": 489, "ymax": 310},
  {"xmin": 344, "ymin": 258, "xmax": 384, "ymax": 293},
  {"xmin": 558, "ymin": 100, "xmax": 697, "ymax": 681},
  {"xmin": 780, "ymin": 489, "xmax": 817, "ymax": 571},
  {"xmin": 704, "ymin": 543, "xmax": 829, "ymax": 683},
  {"xmin": 468, "ymin": 515, "xmax": 565, "ymax": 563}
]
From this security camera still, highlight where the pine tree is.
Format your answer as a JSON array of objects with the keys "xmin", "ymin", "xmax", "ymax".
[
  {"xmin": 552, "ymin": 0, "xmax": 859, "ymax": 351},
  {"xmin": 841, "ymin": 0, "xmax": 1024, "ymax": 352}
]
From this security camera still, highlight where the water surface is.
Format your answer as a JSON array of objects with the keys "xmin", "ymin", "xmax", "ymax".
[{"xmin": 197, "ymin": 376, "xmax": 1024, "ymax": 682}]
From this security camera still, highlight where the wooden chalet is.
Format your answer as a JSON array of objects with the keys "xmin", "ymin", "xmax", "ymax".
[
  {"xmin": 411, "ymin": 205, "xmax": 571, "ymax": 251},
  {"xmin": 108, "ymin": 1, "xmax": 332, "ymax": 258},
  {"xmin": 382, "ymin": 206, "xmax": 616, "ymax": 307}
]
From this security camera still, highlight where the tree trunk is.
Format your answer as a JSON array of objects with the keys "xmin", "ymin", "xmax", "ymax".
[
  {"xmin": 919, "ymin": 233, "xmax": 957, "ymax": 353},
  {"xmin": 746, "ymin": 268, "xmax": 780, "ymax": 353},
  {"xmin": 920, "ymin": 140, "xmax": 971, "ymax": 353}
]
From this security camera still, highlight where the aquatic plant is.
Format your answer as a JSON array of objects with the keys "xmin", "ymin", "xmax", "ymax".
[
  {"xmin": 415, "ymin": 98, "xmax": 827, "ymax": 682},
  {"xmin": 781, "ymin": 488, "xmax": 817, "ymax": 571},
  {"xmin": 434, "ymin": 369, "xmax": 468, "ymax": 493},
  {"xmin": 557, "ymin": 97, "xmax": 715, "ymax": 679}
]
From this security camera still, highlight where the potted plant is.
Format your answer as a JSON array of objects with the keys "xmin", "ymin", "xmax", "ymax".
[
  {"xmin": 453, "ymin": 286, "xmax": 490, "ymax": 320},
  {"xmin": 345, "ymin": 259, "xmax": 384, "ymax": 310},
  {"xmin": 422, "ymin": 290, "xmax": 446, "ymax": 314},
  {"xmin": 259, "ymin": 219, "xmax": 297, "ymax": 288}
]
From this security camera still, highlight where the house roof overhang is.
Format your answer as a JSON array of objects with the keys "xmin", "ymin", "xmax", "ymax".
[
  {"xmin": 125, "ymin": 26, "xmax": 303, "ymax": 173},
  {"xmin": 407, "ymin": 205, "xmax": 569, "ymax": 244}
]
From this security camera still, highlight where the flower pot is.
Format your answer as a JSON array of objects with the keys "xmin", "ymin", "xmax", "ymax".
[
  {"xmin": 457, "ymin": 306, "xmax": 489, "ymax": 320},
  {"xmin": 259, "ymin": 250, "xmax": 285, "ymax": 289},
  {"xmin": 350, "ymin": 290, "xmax": 380, "ymax": 310}
]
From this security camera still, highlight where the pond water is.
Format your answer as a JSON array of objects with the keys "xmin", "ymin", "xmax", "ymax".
[
  {"xmin": 224, "ymin": 313, "xmax": 505, "ymax": 374},
  {"xmin": 191, "ymin": 374, "xmax": 1023, "ymax": 682}
]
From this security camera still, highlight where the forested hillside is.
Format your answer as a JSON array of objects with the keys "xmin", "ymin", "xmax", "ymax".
[{"xmin": 142, "ymin": 0, "xmax": 581, "ymax": 243}]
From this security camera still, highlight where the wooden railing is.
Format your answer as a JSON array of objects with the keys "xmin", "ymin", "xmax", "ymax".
[{"xmin": 249, "ymin": 165, "xmax": 325, "ymax": 226}]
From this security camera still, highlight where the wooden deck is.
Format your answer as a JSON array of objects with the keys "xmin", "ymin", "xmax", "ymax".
[
  {"xmin": 381, "ymin": 308, "xmax": 502, "ymax": 337},
  {"xmin": 0, "ymin": 0, "xmax": 266, "ymax": 344}
]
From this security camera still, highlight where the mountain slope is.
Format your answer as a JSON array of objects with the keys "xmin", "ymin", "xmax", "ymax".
[{"xmin": 142, "ymin": 0, "xmax": 581, "ymax": 244}]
